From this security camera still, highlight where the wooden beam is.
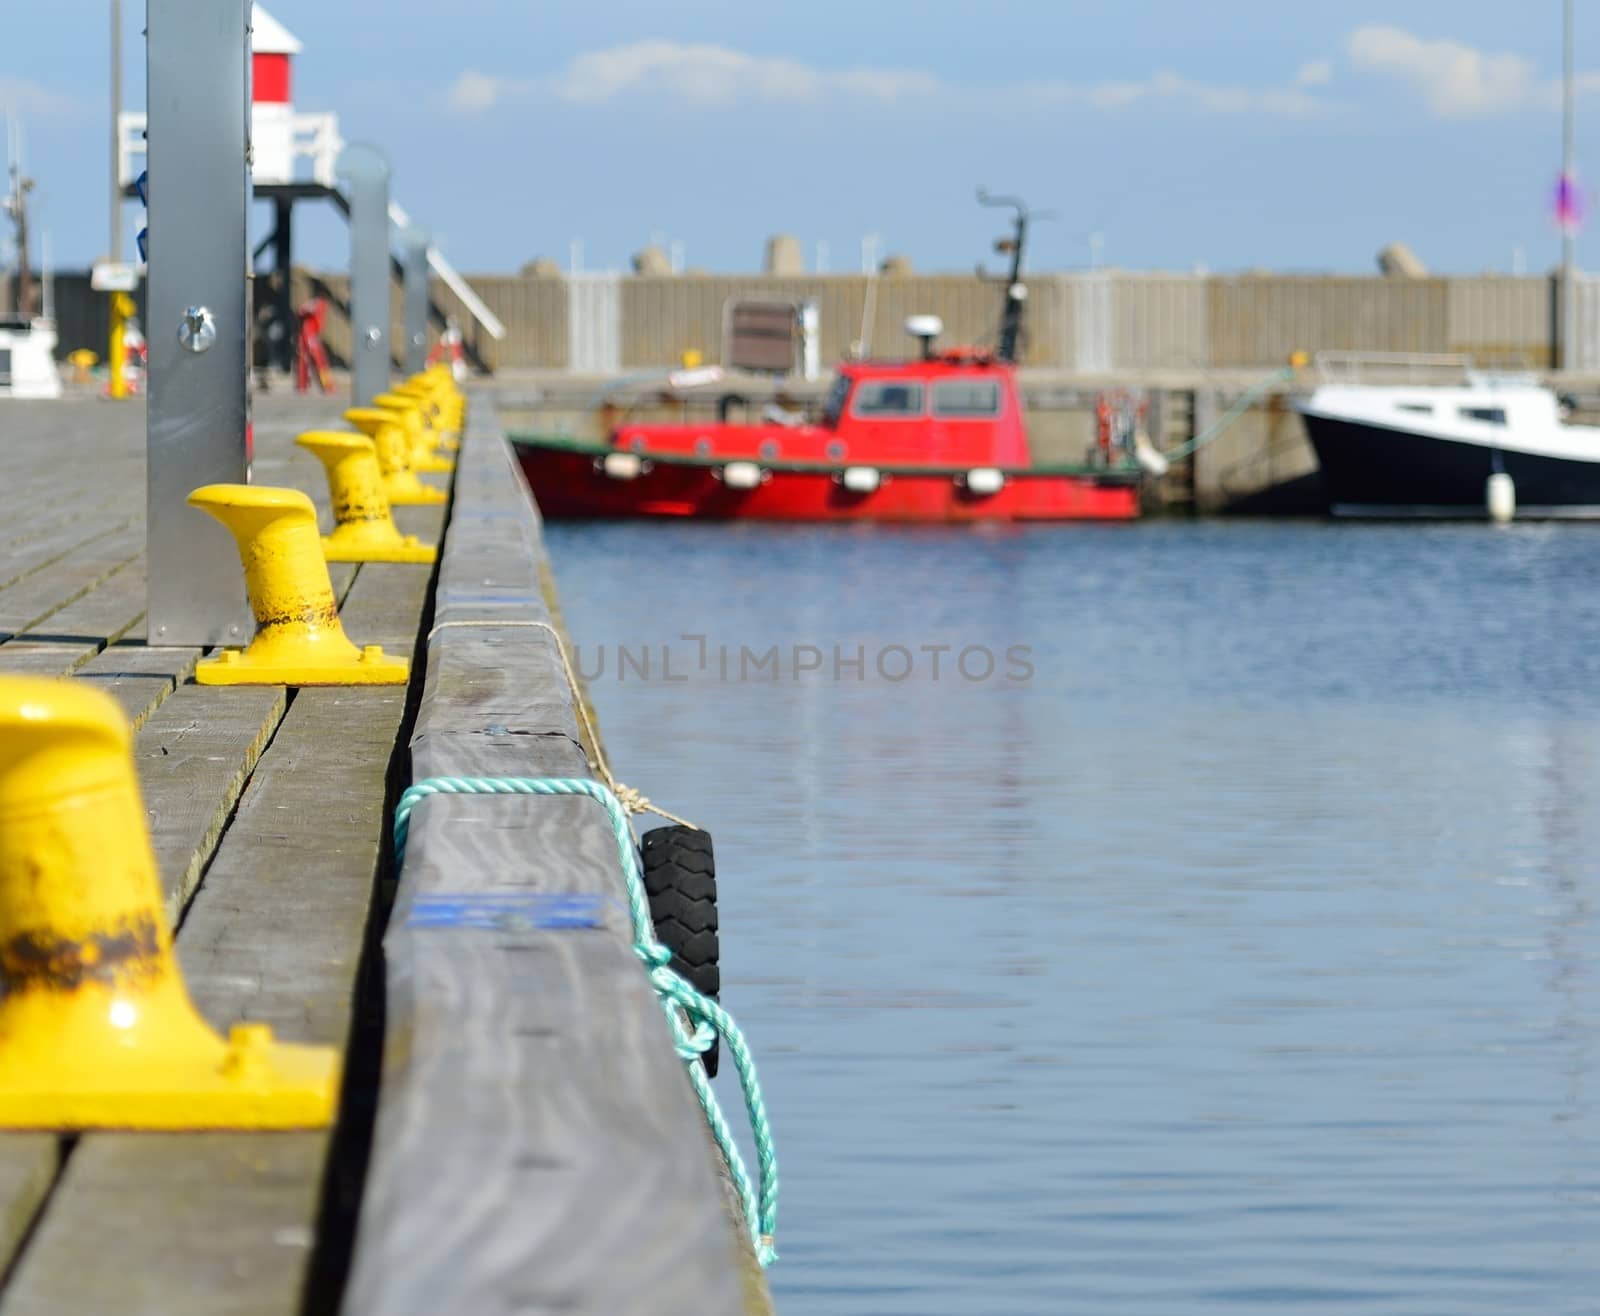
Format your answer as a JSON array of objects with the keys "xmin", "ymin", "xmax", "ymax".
[{"xmin": 344, "ymin": 404, "xmax": 752, "ymax": 1316}]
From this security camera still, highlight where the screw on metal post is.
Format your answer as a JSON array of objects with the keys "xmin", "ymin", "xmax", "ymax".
[{"xmin": 178, "ymin": 305, "xmax": 216, "ymax": 353}]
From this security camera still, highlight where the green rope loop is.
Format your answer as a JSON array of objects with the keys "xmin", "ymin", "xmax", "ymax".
[{"xmin": 393, "ymin": 775, "xmax": 779, "ymax": 1267}]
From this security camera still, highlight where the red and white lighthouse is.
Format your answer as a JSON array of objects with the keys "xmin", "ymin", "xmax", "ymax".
[{"xmin": 250, "ymin": 4, "xmax": 303, "ymax": 185}]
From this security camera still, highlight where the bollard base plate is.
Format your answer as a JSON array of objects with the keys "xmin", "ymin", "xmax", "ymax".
[
  {"xmin": 196, "ymin": 645, "xmax": 410, "ymax": 687},
  {"xmin": 322, "ymin": 534, "xmax": 438, "ymax": 565},
  {"xmin": 384, "ymin": 475, "xmax": 448, "ymax": 507},
  {"xmin": 0, "ymin": 1037, "xmax": 340, "ymax": 1131}
]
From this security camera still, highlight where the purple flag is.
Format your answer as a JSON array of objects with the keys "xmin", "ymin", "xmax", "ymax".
[{"xmin": 1555, "ymin": 171, "xmax": 1586, "ymax": 235}]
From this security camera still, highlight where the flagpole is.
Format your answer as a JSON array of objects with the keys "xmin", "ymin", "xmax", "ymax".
[{"xmin": 1563, "ymin": 0, "xmax": 1577, "ymax": 368}]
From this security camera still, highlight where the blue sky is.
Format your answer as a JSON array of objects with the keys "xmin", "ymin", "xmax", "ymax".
[{"xmin": 0, "ymin": 2, "xmax": 1595, "ymax": 275}]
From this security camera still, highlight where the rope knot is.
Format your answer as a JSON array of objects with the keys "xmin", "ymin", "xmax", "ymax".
[{"xmin": 637, "ymin": 942, "xmax": 674, "ymax": 969}]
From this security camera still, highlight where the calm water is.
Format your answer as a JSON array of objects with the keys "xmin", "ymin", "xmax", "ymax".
[{"xmin": 544, "ymin": 519, "xmax": 1600, "ymax": 1315}]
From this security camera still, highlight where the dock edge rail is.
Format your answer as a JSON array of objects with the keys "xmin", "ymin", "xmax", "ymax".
[{"xmin": 340, "ymin": 401, "xmax": 754, "ymax": 1314}]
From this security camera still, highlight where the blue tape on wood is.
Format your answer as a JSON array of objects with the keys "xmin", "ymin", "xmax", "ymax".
[{"xmin": 408, "ymin": 892, "xmax": 606, "ymax": 931}]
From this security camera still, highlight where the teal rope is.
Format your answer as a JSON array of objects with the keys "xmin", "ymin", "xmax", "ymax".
[
  {"xmin": 1156, "ymin": 364, "xmax": 1297, "ymax": 463},
  {"xmin": 393, "ymin": 775, "xmax": 779, "ymax": 1266}
]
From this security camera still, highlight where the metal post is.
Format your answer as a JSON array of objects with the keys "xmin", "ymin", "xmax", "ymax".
[
  {"xmin": 144, "ymin": 0, "xmax": 252, "ymax": 645},
  {"xmin": 110, "ymin": 0, "xmax": 122, "ymax": 263},
  {"xmin": 340, "ymin": 144, "xmax": 392, "ymax": 407},
  {"xmin": 1563, "ymin": 0, "xmax": 1578, "ymax": 369},
  {"xmin": 402, "ymin": 226, "xmax": 430, "ymax": 376},
  {"xmin": 273, "ymin": 198, "xmax": 294, "ymax": 373}
]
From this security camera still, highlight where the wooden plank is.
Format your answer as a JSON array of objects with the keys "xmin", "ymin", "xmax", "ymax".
[
  {"xmin": 19, "ymin": 557, "xmax": 148, "ymax": 650},
  {"xmin": 344, "ymin": 403, "xmax": 752, "ymax": 1316},
  {"xmin": 134, "ymin": 684, "xmax": 288, "ymax": 927},
  {"xmin": 0, "ymin": 1145, "xmax": 60, "ymax": 1290},
  {"xmin": 0, "ymin": 644, "xmax": 80, "ymax": 678},
  {"xmin": 0, "ymin": 518, "xmax": 136, "ymax": 594},
  {"xmin": 0, "ymin": 528, "xmax": 143, "ymax": 642},
  {"xmin": 75, "ymin": 645, "xmax": 200, "ymax": 729}
]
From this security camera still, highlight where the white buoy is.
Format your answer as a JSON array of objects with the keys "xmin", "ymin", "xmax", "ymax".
[
  {"xmin": 722, "ymin": 461, "xmax": 764, "ymax": 490},
  {"xmin": 1486, "ymin": 471, "xmax": 1516, "ymax": 523},
  {"xmin": 840, "ymin": 466, "xmax": 881, "ymax": 494},
  {"xmin": 964, "ymin": 468, "xmax": 1006, "ymax": 496}
]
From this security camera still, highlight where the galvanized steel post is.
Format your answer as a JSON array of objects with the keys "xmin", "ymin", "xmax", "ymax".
[
  {"xmin": 403, "ymin": 227, "xmax": 430, "ymax": 376},
  {"xmin": 341, "ymin": 144, "xmax": 392, "ymax": 408},
  {"xmin": 144, "ymin": 0, "xmax": 252, "ymax": 646}
]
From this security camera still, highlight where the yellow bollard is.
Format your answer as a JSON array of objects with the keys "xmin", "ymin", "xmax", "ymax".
[
  {"xmin": 0, "ymin": 676, "xmax": 339, "ymax": 1129},
  {"xmin": 67, "ymin": 349, "xmax": 98, "ymax": 386},
  {"xmin": 402, "ymin": 372, "xmax": 464, "ymax": 448},
  {"xmin": 374, "ymin": 392, "xmax": 455, "ymax": 474},
  {"xmin": 296, "ymin": 431, "xmax": 437, "ymax": 564},
  {"xmin": 108, "ymin": 292, "xmax": 136, "ymax": 402},
  {"xmin": 344, "ymin": 408, "xmax": 447, "ymax": 506},
  {"xmin": 187, "ymin": 485, "xmax": 410, "ymax": 686}
]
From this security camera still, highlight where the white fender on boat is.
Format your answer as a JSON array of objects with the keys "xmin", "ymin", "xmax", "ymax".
[
  {"xmin": 964, "ymin": 468, "xmax": 1006, "ymax": 496},
  {"xmin": 601, "ymin": 452, "xmax": 644, "ymax": 481},
  {"xmin": 722, "ymin": 461, "xmax": 764, "ymax": 490},
  {"xmin": 1486, "ymin": 471, "xmax": 1515, "ymax": 523},
  {"xmin": 840, "ymin": 466, "xmax": 881, "ymax": 494},
  {"xmin": 1133, "ymin": 430, "xmax": 1171, "ymax": 477}
]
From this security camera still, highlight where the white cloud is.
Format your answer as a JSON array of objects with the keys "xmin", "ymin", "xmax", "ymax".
[
  {"xmin": 1029, "ymin": 70, "xmax": 1327, "ymax": 118},
  {"xmin": 1296, "ymin": 59, "xmax": 1334, "ymax": 89},
  {"xmin": 445, "ymin": 71, "xmax": 521, "ymax": 114},
  {"xmin": 0, "ymin": 78, "xmax": 78, "ymax": 118},
  {"xmin": 1346, "ymin": 25, "xmax": 1536, "ymax": 117},
  {"xmin": 445, "ymin": 40, "xmax": 1332, "ymax": 120}
]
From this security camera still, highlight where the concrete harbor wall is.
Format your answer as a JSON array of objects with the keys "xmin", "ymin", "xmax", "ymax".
[
  {"xmin": 4, "ymin": 268, "xmax": 1573, "ymax": 376},
  {"xmin": 272, "ymin": 269, "xmax": 1561, "ymax": 375}
]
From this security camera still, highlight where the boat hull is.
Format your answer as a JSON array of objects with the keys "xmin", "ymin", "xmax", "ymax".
[
  {"xmin": 1301, "ymin": 412, "xmax": 1600, "ymax": 518},
  {"xmin": 512, "ymin": 442, "xmax": 1140, "ymax": 522}
]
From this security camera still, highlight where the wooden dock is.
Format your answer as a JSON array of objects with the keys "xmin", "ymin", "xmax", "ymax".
[{"xmin": 0, "ymin": 394, "xmax": 769, "ymax": 1314}]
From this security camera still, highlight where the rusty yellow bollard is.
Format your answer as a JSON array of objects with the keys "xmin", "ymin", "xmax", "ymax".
[
  {"xmin": 0, "ymin": 676, "xmax": 339, "ymax": 1129},
  {"xmin": 375, "ymin": 392, "xmax": 455, "ymax": 474},
  {"xmin": 187, "ymin": 485, "xmax": 410, "ymax": 686},
  {"xmin": 345, "ymin": 407, "xmax": 447, "ymax": 506},
  {"xmin": 296, "ymin": 431, "xmax": 436, "ymax": 564}
]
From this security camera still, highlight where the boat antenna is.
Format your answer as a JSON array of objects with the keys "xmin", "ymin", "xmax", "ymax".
[
  {"xmin": 977, "ymin": 188, "xmax": 1053, "ymax": 364},
  {"xmin": 2, "ymin": 114, "xmax": 36, "ymax": 319}
]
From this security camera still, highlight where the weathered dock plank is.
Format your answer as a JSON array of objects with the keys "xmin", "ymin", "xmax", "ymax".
[
  {"xmin": 344, "ymin": 405, "xmax": 749, "ymax": 1316},
  {"xmin": 76, "ymin": 644, "xmax": 201, "ymax": 728},
  {"xmin": 135, "ymin": 684, "xmax": 288, "ymax": 927},
  {"xmin": 0, "ymin": 527, "xmax": 143, "ymax": 641}
]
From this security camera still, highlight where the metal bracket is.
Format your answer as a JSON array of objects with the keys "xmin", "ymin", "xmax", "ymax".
[
  {"xmin": 144, "ymin": 0, "xmax": 252, "ymax": 645},
  {"xmin": 339, "ymin": 143, "xmax": 392, "ymax": 408}
]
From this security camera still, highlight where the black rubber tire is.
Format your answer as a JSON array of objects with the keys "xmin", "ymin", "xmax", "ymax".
[{"xmin": 641, "ymin": 825, "xmax": 720, "ymax": 1077}]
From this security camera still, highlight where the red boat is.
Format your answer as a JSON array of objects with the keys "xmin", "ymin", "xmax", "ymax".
[{"xmin": 511, "ymin": 195, "xmax": 1143, "ymax": 522}]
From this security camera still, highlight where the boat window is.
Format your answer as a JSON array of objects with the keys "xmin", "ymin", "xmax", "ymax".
[
  {"xmin": 852, "ymin": 380, "xmax": 925, "ymax": 417},
  {"xmin": 822, "ymin": 375, "xmax": 850, "ymax": 426},
  {"xmin": 1459, "ymin": 407, "xmax": 1507, "ymax": 425},
  {"xmin": 1396, "ymin": 403, "xmax": 1433, "ymax": 415},
  {"xmin": 933, "ymin": 380, "xmax": 1002, "ymax": 417}
]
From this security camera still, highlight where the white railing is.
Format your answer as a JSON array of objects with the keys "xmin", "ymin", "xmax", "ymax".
[
  {"xmin": 1314, "ymin": 351, "xmax": 1474, "ymax": 385},
  {"xmin": 388, "ymin": 200, "xmax": 506, "ymax": 342},
  {"xmin": 292, "ymin": 112, "xmax": 342, "ymax": 188},
  {"xmin": 119, "ymin": 110, "xmax": 338, "ymax": 189}
]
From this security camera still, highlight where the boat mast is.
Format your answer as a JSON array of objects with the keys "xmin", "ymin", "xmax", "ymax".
[
  {"xmin": 3, "ymin": 118, "xmax": 35, "ymax": 319},
  {"xmin": 977, "ymin": 188, "xmax": 1039, "ymax": 364},
  {"xmin": 1562, "ymin": 0, "xmax": 1577, "ymax": 367}
]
